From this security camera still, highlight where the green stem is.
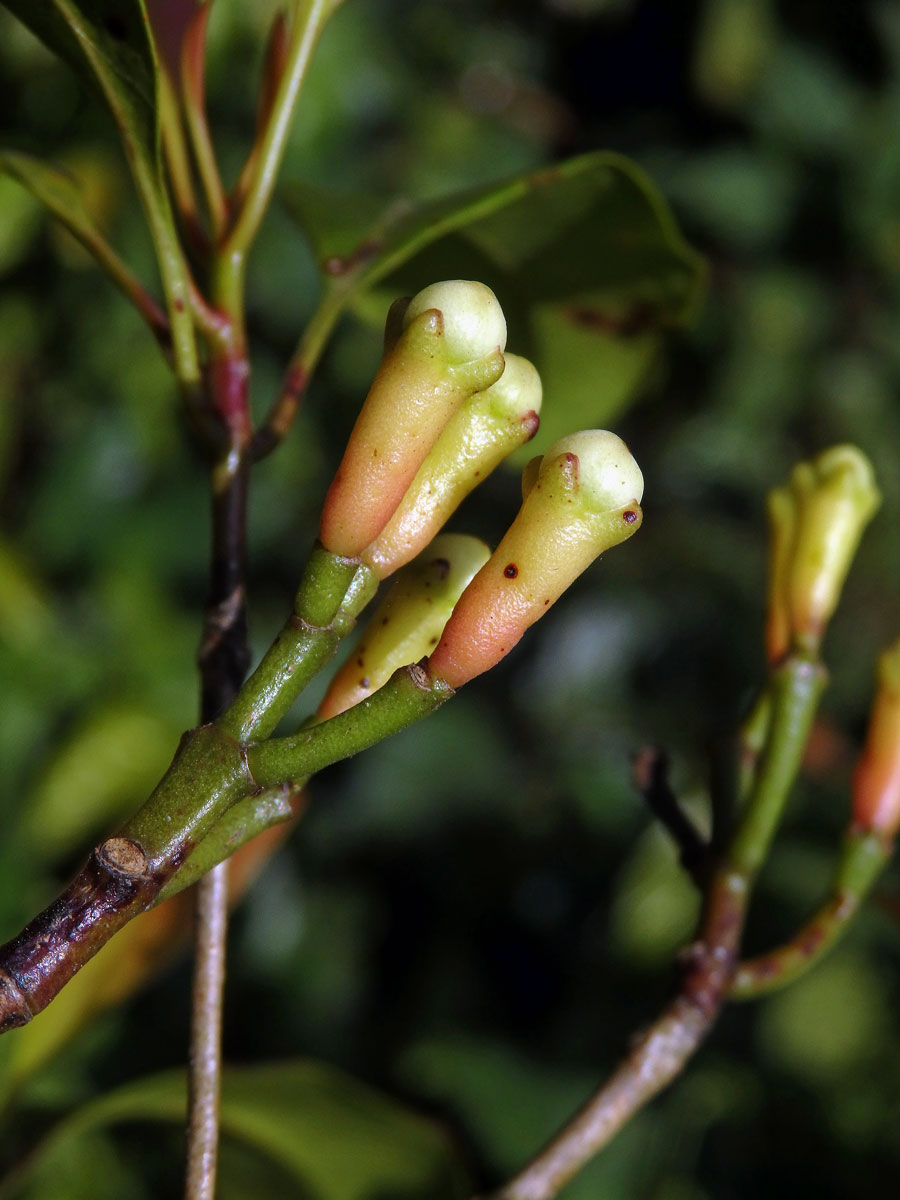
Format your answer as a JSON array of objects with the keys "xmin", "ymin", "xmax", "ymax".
[
  {"xmin": 247, "ymin": 663, "xmax": 453, "ymax": 787},
  {"xmin": 137, "ymin": 174, "xmax": 201, "ymax": 394},
  {"xmin": 181, "ymin": 3, "xmax": 228, "ymax": 239},
  {"xmin": 159, "ymin": 67, "xmax": 204, "ymax": 250},
  {"xmin": 0, "ymin": 584, "xmax": 443, "ymax": 1033},
  {"xmin": 225, "ymin": 0, "xmax": 332, "ymax": 260},
  {"xmin": 728, "ymin": 654, "xmax": 826, "ymax": 881},
  {"xmin": 252, "ymin": 286, "xmax": 347, "ymax": 458},
  {"xmin": 157, "ymin": 786, "xmax": 301, "ymax": 904},
  {"xmin": 206, "ymin": 0, "xmax": 334, "ymax": 350},
  {"xmin": 218, "ymin": 546, "xmax": 378, "ymax": 742},
  {"xmin": 730, "ymin": 829, "xmax": 893, "ymax": 999},
  {"xmin": 737, "ymin": 688, "xmax": 772, "ymax": 803}
]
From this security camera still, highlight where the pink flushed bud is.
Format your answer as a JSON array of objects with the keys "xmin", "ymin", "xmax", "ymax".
[
  {"xmin": 318, "ymin": 534, "xmax": 490, "ymax": 719},
  {"xmin": 319, "ymin": 281, "xmax": 507, "ymax": 558},
  {"xmin": 428, "ymin": 431, "xmax": 644, "ymax": 689},
  {"xmin": 362, "ymin": 353, "xmax": 542, "ymax": 578},
  {"xmin": 853, "ymin": 636, "xmax": 900, "ymax": 839}
]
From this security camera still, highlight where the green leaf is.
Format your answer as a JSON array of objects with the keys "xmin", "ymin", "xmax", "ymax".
[
  {"xmin": 1, "ymin": 0, "xmax": 199, "ymax": 382},
  {"xmin": 1, "ymin": 1, "xmax": 158, "ymax": 167},
  {"xmin": 22, "ymin": 704, "xmax": 178, "ymax": 862},
  {"xmin": 2, "ymin": 1061, "xmax": 468, "ymax": 1200},
  {"xmin": 0, "ymin": 149, "xmax": 118, "ymax": 259},
  {"xmin": 285, "ymin": 153, "xmax": 706, "ymax": 447}
]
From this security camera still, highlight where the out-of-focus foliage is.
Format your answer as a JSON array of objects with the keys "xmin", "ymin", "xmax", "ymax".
[
  {"xmin": 2, "ymin": 1060, "xmax": 468, "ymax": 1200},
  {"xmin": 1, "ymin": 1, "xmax": 900, "ymax": 1198},
  {"xmin": 284, "ymin": 150, "xmax": 703, "ymax": 453}
]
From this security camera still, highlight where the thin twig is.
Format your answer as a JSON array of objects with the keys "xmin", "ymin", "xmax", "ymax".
[
  {"xmin": 481, "ymin": 867, "xmax": 747, "ymax": 1200},
  {"xmin": 185, "ymin": 378, "xmax": 252, "ymax": 1199},
  {"xmin": 480, "ymin": 654, "xmax": 827, "ymax": 1200},
  {"xmin": 185, "ymin": 863, "xmax": 229, "ymax": 1200}
]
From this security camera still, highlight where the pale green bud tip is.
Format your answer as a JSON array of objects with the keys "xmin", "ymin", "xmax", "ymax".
[
  {"xmin": 403, "ymin": 280, "xmax": 507, "ymax": 364},
  {"xmin": 543, "ymin": 430, "xmax": 644, "ymax": 510},
  {"xmin": 481, "ymin": 353, "xmax": 542, "ymax": 418},
  {"xmin": 806, "ymin": 444, "xmax": 880, "ymax": 516}
]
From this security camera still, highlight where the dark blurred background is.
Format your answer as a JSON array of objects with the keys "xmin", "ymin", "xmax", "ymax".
[{"xmin": 1, "ymin": 1, "xmax": 900, "ymax": 1196}]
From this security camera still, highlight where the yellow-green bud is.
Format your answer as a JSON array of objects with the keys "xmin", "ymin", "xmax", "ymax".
[
  {"xmin": 319, "ymin": 281, "xmax": 507, "ymax": 557},
  {"xmin": 428, "ymin": 430, "xmax": 644, "ymax": 688},
  {"xmin": 318, "ymin": 534, "xmax": 491, "ymax": 718},
  {"xmin": 363, "ymin": 353, "xmax": 542, "ymax": 577},
  {"xmin": 766, "ymin": 445, "xmax": 880, "ymax": 662}
]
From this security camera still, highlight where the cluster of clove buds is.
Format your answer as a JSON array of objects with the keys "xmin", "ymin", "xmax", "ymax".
[{"xmin": 317, "ymin": 278, "xmax": 645, "ymax": 711}]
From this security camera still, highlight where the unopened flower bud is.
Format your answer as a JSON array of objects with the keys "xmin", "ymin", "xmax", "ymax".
[
  {"xmin": 363, "ymin": 353, "xmax": 542, "ymax": 577},
  {"xmin": 402, "ymin": 280, "xmax": 507, "ymax": 365},
  {"xmin": 766, "ymin": 446, "xmax": 880, "ymax": 662},
  {"xmin": 318, "ymin": 534, "xmax": 491, "ymax": 719},
  {"xmin": 852, "ymin": 637, "xmax": 900, "ymax": 839},
  {"xmin": 428, "ymin": 430, "xmax": 644, "ymax": 688},
  {"xmin": 319, "ymin": 281, "xmax": 507, "ymax": 557}
]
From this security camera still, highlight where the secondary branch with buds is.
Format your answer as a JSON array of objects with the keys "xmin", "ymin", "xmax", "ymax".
[{"xmin": 0, "ymin": 280, "xmax": 645, "ymax": 1035}]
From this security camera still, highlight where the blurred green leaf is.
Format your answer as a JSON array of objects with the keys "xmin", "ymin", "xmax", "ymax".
[
  {"xmin": 528, "ymin": 300, "xmax": 659, "ymax": 449},
  {"xmin": 285, "ymin": 152, "xmax": 705, "ymax": 448},
  {"xmin": 5, "ymin": 1130, "xmax": 145, "ymax": 1200},
  {"xmin": 666, "ymin": 146, "xmax": 796, "ymax": 250},
  {"xmin": 22, "ymin": 704, "xmax": 178, "ymax": 862},
  {"xmin": 751, "ymin": 41, "xmax": 866, "ymax": 158},
  {"xmin": 693, "ymin": 0, "xmax": 775, "ymax": 109},
  {"xmin": 0, "ymin": 1, "xmax": 158, "ymax": 163},
  {"xmin": 610, "ymin": 822, "xmax": 700, "ymax": 967},
  {"xmin": 2, "ymin": 1060, "xmax": 468, "ymax": 1200},
  {"xmin": 0, "ymin": 176, "xmax": 44, "ymax": 273},
  {"xmin": 757, "ymin": 951, "xmax": 891, "ymax": 1085},
  {"xmin": 0, "ymin": 1, "xmax": 183, "ymax": 312},
  {"xmin": 398, "ymin": 1035, "xmax": 654, "ymax": 1200},
  {"xmin": 0, "ymin": 149, "xmax": 123, "ymax": 271},
  {"xmin": 0, "ymin": 539, "xmax": 55, "ymax": 649},
  {"xmin": 288, "ymin": 151, "xmax": 704, "ymax": 320}
]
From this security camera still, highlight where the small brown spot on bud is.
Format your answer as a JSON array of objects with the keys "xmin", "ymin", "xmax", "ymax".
[
  {"xmin": 503, "ymin": 563, "xmax": 518, "ymax": 579},
  {"xmin": 623, "ymin": 510, "xmax": 638, "ymax": 524},
  {"xmin": 431, "ymin": 557, "xmax": 451, "ymax": 580},
  {"xmin": 357, "ymin": 657, "xmax": 364, "ymax": 667},
  {"xmin": 360, "ymin": 677, "xmax": 370, "ymax": 689}
]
